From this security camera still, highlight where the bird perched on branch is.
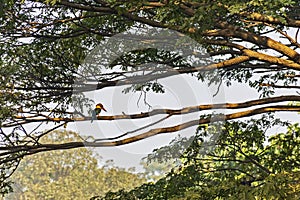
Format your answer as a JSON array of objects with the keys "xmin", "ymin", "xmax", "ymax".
[{"xmin": 91, "ymin": 103, "xmax": 107, "ymax": 123}]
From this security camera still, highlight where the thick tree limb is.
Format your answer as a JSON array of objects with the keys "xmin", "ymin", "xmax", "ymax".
[
  {"xmin": 242, "ymin": 12, "xmax": 300, "ymax": 28},
  {"xmin": 206, "ymin": 40, "xmax": 300, "ymax": 70},
  {"xmin": 1, "ymin": 105, "xmax": 300, "ymax": 159},
  {"xmin": 5, "ymin": 95, "xmax": 300, "ymax": 127},
  {"xmin": 207, "ymin": 22, "xmax": 300, "ymax": 64}
]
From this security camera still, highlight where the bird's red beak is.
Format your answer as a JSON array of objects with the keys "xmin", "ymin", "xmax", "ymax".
[{"xmin": 101, "ymin": 106, "xmax": 107, "ymax": 112}]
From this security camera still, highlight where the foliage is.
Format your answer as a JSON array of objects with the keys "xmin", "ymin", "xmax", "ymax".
[
  {"xmin": 0, "ymin": 0, "xmax": 299, "ymax": 121},
  {"xmin": 98, "ymin": 119, "xmax": 300, "ymax": 200},
  {"xmin": 4, "ymin": 130, "xmax": 145, "ymax": 200},
  {"xmin": 0, "ymin": 0, "xmax": 300, "ymax": 197}
]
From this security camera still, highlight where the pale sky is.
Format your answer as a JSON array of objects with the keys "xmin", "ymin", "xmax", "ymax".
[{"xmin": 6, "ymin": 26, "xmax": 299, "ymax": 172}]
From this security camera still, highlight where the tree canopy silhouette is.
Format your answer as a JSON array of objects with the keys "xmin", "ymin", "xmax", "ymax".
[{"xmin": 1, "ymin": 0, "xmax": 300, "ymax": 196}]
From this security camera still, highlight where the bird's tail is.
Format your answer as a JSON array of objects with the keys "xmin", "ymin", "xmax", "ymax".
[{"xmin": 91, "ymin": 110, "xmax": 97, "ymax": 123}]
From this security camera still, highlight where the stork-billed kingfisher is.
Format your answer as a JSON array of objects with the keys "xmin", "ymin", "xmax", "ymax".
[{"xmin": 91, "ymin": 103, "xmax": 107, "ymax": 123}]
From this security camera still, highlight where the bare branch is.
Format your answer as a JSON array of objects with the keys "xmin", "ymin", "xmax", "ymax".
[
  {"xmin": 5, "ymin": 95, "xmax": 300, "ymax": 127},
  {"xmin": 1, "ymin": 105, "xmax": 300, "ymax": 158}
]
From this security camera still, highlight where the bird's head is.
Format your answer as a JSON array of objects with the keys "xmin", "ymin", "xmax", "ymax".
[{"xmin": 95, "ymin": 103, "xmax": 107, "ymax": 112}]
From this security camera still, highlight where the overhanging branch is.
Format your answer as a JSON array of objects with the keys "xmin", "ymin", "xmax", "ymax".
[
  {"xmin": 1, "ymin": 105, "xmax": 299, "ymax": 160},
  {"xmin": 5, "ymin": 95, "xmax": 300, "ymax": 127}
]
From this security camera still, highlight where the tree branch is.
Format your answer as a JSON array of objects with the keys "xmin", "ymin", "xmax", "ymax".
[
  {"xmin": 5, "ymin": 95, "xmax": 300, "ymax": 127},
  {"xmin": 1, "ymin": 105, "xmax": 300, "ymax": 159}
]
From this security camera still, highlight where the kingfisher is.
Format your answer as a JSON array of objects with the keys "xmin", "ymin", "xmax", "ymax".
[{"xmin": 91, "ymin": 103, "xmax": 107, "ymax": 123}]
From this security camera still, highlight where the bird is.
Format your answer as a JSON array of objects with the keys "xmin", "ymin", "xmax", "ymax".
[{"xmin": 91, "ymin": 103, "xmax": 107, "ymax": 123}]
